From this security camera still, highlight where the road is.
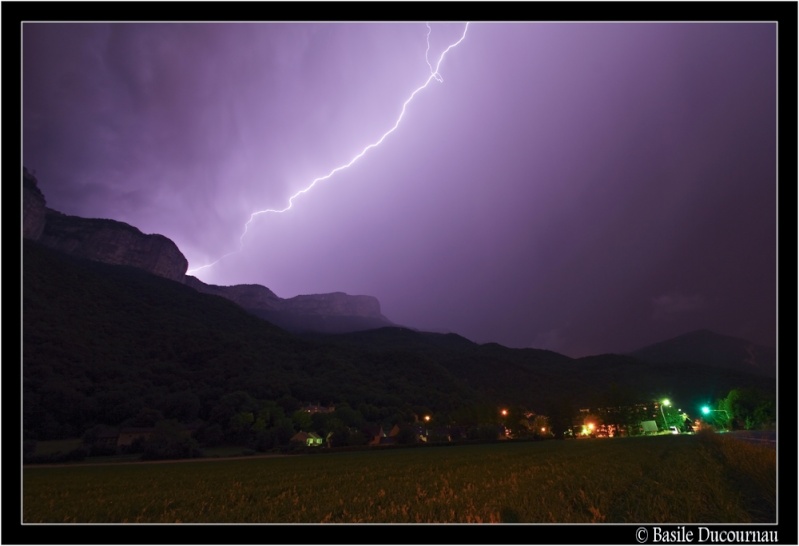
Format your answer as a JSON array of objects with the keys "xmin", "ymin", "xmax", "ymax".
[{"xmin": 727, "ymin": 429, "xmax": 776, "ymax": 448}]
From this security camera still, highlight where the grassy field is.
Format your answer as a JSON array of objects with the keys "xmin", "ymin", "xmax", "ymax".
[{"xmin": 22, "ymin": 431, "xmax": 776, "ymax": 524}]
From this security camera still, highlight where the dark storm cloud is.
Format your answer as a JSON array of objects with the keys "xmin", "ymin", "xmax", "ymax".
[{"xmin": 22, "ymin": 22, "xmax": 777, "ymax": 357}]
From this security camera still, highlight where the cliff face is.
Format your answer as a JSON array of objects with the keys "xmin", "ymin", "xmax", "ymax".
[
  {"xmin": 39, "ymin": 210, "xmax": 188, "ymax": 282},
  {"xmin": 184, "ymin": 277, "xmax": 283, "ymax": 310},
  {"xmin": 23, "ymin": 168, "xmax": 47, "ymax": 240},
  {"xmin": 186, "ymin": 276, "xmax": 393, "ymax": 333},
  {"xmin": 284, "ymin": 292, "xmax": 383, "ymax": 317},
  {"xmin": 23, "ymin": 167, "xmax": 393, "ymax": 333},
  {"xmin": 22, "ymin": 169, "xmax": 188, "ymax": 282}
]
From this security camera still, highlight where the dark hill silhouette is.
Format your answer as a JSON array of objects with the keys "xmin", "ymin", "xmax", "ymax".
[
  {"xmin": 302, "ymin": 327, "xmax": 480, "ymax": 353},
  {"xmin": 22, "ymin": 240, "xmax": 486, "ymax": 439},
  {"xmin": 22, "ymin": 239, "xmax": 775, "ymax": 442},
  {"xmin": 629, "ymin": 329, "xmax": 776, "ymax": 378}
]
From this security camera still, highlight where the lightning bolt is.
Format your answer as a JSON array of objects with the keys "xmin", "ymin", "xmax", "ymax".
[{"xmin": 188, "ymin": 22, "xmax": 470, "ymax": 276}]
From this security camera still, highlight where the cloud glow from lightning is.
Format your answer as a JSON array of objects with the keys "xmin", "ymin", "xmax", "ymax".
[{"xmin": 187, "ymin": 22, "xmax": 470, "ymax": 276}]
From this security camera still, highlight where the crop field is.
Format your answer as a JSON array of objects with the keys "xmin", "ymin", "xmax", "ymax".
[{"xmin": 22, "ymin": 432, "xmax": 776, "ymax": 524}]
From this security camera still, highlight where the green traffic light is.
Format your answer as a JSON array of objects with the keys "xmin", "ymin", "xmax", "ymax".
[{"xmin": 701, "ymin": 406, "xmax": 710, "ymax": 415}]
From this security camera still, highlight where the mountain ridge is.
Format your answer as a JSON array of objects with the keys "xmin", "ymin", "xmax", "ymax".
[
  {"xmin": 23, "ymin": 167, "xmax": 394, "ymax": 334},
  {"xmin": 629, "ymin": 329, "xmax": 776, "ymax": 378},
  {"xmin": 22, "ymin": 167, "xmax": 775, "ymax": 376},
  {"xmin": 22, "ymin": 236, "xmax": 776, "ymax": 442}
]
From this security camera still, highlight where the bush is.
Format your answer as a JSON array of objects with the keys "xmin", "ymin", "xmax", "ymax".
[{"xmin": 141, "ymin": 420, "xmax": 202, "ymax": 461}]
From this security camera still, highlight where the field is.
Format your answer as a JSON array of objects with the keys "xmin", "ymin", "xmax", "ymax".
[{"xmin": 22, "ymin": 431, "xmax": 776, "ymax": 524}]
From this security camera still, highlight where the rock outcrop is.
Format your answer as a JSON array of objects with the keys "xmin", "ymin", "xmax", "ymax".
[
  {"xmin": 39, "ymin": 211, "xmax": 188, "ymax": 282},
  {"xmin": 184, "ymin": 277, "xmax": 283, "ymax": 310},
  {"xmin": 186, "ymin": 276, "xmax": 393, "ymax": 334},
  {"xmin": 22, "ymin": 168, "xmax": 188, "ymax": 282},
  {"xmin": 22, "ymin": 167, "xmax": 393, "ymax": 333},
  {"xmin": 283, "ymin": 292, "xmax": 383, "ymax": 317},
  {"xmin": 23, "ymin": 168, "xmax": 47, "ymax": 240}
]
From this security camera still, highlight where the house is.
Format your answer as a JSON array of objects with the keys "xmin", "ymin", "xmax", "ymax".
[
  {"xmin": 290, "ymin": 431, "xmax": 324, "ymax": 447},
  {"xmin": 386, "ymin": 423, "xmax": 429, "ymax": 444},
  {"xmin": 362, "ymin": 425, "xmax": 386, "ymax": 446},
  {"xmin": 87, "ymin": 426, "xmax": 120, "ymax": 454},
  {"xmin": 116, "ymin": 427, "xmax": 153, "ymax": 448},
  {"xmin": 429, "ymin": 427, "xmax": 454, "ymax": 443}
]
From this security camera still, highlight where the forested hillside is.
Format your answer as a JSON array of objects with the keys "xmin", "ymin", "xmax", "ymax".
[{"xmin": 23, "ymin": 239, "xmax": 774, "ymax": 449}]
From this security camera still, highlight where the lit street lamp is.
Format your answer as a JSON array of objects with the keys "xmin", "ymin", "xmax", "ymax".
[
  {"xmin": 660, "ymin": 399, "xmax": 671, "ymax": 431},
  {"xmin": 701, "ymin": 406, "xmax": 730, "ymax": 430}
]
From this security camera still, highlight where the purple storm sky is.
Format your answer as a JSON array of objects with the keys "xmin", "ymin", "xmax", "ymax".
[{"xmin": 22, "ymin": 21, "xmax": 777, "ymax": 358}]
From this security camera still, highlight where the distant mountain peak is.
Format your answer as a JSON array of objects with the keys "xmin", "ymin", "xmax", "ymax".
[{"xmin": 629, "ymin": 329, "xmax": 776, "ymax": 378}]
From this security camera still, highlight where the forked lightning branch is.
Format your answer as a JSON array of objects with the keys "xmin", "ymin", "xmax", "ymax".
[{"xmin": 188, "ymin": 22, "xmax": 470, "ymax": 276}]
